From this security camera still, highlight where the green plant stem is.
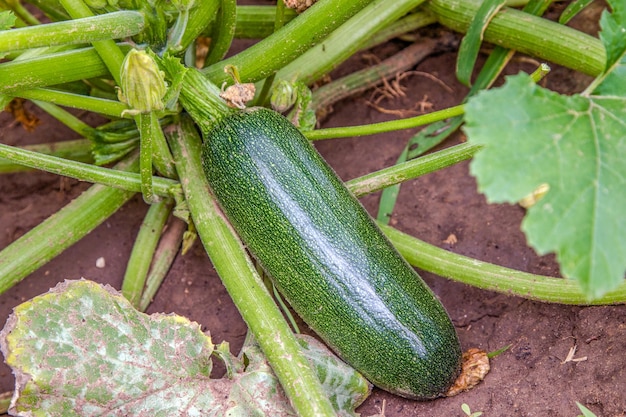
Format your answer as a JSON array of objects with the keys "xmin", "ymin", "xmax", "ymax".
[
  {"xmin": 0, "ymin": 47, "xmax": 111, "ymax": 92},
  {"xmin": 31, "ymin": 99, "xmax": 95, "ymax": 138},
  {"xmin": 166, "ymin": 116, "xmax": 337, "ymax": 417},
  {"xmin": 202, "ymin": 0, "xmax": 375, "ymax": 84},
  {"xmin": 174, "ymin": 0, "xmax": 220, "ymax": 54},
  {"xmin": 305, "ymin": 104, "xmax": 465, "ymax": 140},
  {"xmin": 232, "ymin": 5, "xmax": 297, "ymax": 39},
  {"xmin": 137, "ymin": 113, "xmax": 155, "ymax": 202},
  {"xmin": 20, "ymin": 0, "xmax": 70, "ymax": 21},
  {"xmin": 122, "ymin": 199, "xmax": 174, "ymax": 308},
  {"xmin": 275, "ymin": 0, "xmax": 427, "ymax": 86},
  {"xmin": 0, "ymin": 143, "xmax": 180, "ymax": 198},
  {"xmin": 16, "ymin": 88, "xmax": 129, "ymax": 118},
  {"xmin": 59, "ymin": 0, "xmax": 125, "ymax": 85},
  {"xmin": 311, "ymin": 38, "xmax": 441, "ymax": 118},
  {"xmin": 148, "ymin": 112, "xmax": 177, "ymax": 178},
  {"xmin": 253, "ymin": 1, "xmax": 288, "ymax": 105},
  {"xmin": 0, "ymin": 139, "xmax": 93, "ymax": 173},
  {"xmin": 425, "ymin": 0, "xmax": 605, "ymax": 76},
  {"xmin": 138, "ymin": 216, "xmax": 186, "ymax": 312},
  {"xmin": 1, "ymin": 0, "xmax": 40, "ymax": 25},
  {"xmin": 173, "ymin": 66, "xmax": 236, "ymax": 133},
  {"xmin": 0, "ymin": 10, "xmax": 144, "ymax": 53},
  {"xmin": 205, "ymin": 0, "xmax": 237, "ymax": 65},
  {"xmin": 347, "ymin": 142, "xmax": 481, "ymax": 196},
  {"xmin": 381, "ymin": 225, "xmax": 626, "ymax": 305},
  {"xmin": 362, "ymin": 11, "xmax": 438, "ymax": 49},
  {"xmin": 0, "ymin": 157, "xmax": 137, "ymax": 295}
]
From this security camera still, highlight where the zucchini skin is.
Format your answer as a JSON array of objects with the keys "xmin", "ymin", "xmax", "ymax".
[{"xmin": 202, "ymin": 107, "xmax": 461, "ymax": 399}]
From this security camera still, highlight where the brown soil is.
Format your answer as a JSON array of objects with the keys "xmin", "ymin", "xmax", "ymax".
[{"xmin": 1, "ymin": 8, "xmax": 625, "ymax": 417}]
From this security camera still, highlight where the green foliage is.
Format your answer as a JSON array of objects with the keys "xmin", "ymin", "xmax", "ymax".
[
  {"xmin": 464, "ymin": 72, "xmax": 626, "ymax": 299},
  {"xmin": 576, "ymin": 402, "xmax": 598, "ymax": 417},
  {"xmin": 0, "ymin": 10, "xmax": 15, "ymax": 30},
  {"xmin": 599, "ymin": 0, "xmax": 626, "ymax": 71},
  {"xmin": 463, "ymin": 0, "xmax": 626, "ymax": 300},
  {"xmin": 0, "ymin": 280, "xmax": 371, "ymax": 417},
  {"xmin": 461, "ymin": 403, "xmax": 483, "ymax": 417}
]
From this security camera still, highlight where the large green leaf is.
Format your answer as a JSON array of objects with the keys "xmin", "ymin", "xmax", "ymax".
[
  {"xmin": 464, "ymin": 73, "xmax": 626, "ymax": 299},
  {"xmin": 0, "ymin": 279, "xmax": 371, "ymax": 416}
]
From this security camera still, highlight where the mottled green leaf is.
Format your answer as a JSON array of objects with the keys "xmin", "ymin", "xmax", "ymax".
[
  {"xmin": 464, "ymin": 73, "xmax": 626, "ymax": 299},
  {"xmin": 0, "ymin": 279, "xmax": 371, "ymax": 416}
]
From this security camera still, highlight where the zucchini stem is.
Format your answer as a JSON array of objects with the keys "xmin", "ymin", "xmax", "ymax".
[
  {"xmin": 382, "ymin": 225, "xmax": 626, "ymax": 305},
  {"xmin": 122, "ymin": 199, "xmax": 174, "ymax": 308},
  {"xmin": 0, "ymin": 156, "xmax": 138, "ymax": 295}
]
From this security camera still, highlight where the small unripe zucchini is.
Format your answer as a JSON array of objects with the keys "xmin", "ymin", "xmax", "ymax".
[{"xmin": 202, "ymin": 107, "xmax": 461, "ymax": 399}]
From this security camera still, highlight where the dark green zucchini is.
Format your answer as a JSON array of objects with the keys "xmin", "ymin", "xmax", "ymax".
[{"xmin": 202, "ymin": 107, "xmax": 461, "ymax": 399}]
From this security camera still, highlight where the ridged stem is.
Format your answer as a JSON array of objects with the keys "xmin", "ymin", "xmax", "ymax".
[
  {"xmin": 275, "ymin": 0, "xmax": 427, "ymax": 86},
  {"xmin": 138, "ymin": 217, "xmax": 187, "ymax": 312},
  {"xmin": 16, "ymin": 88, "xmax": 129, "ymax": 118},
  {"xmin": 231, "ymin": 5, "xmax": 297, "ymax": 39},
  {"xmin": 59, "ymin": 0, "xmax": 125, "ymax": 85},
  {"xmin": 0, "ymin": 139, "xmax": 93, "ymax": 174},
  {"xmin": 425, "ymin": 0, "xmax": 605, "ymax": 76},
  {"xmin": 305, "ymin": 104, "xmax": 465, "ymax": 140},
  {"xmin": 122, "ymin": 199, "xmax": 174, "ymax": 308},
  {"xmin": 0, "ymin": 10, "xmax": 144, "ymax": 53},
  {"xmin": 382, "ymin": 225, "xmax": 626, "ymax": 305},
  {"xmin": 0, "ymin": 156, "xmax": 137, "ymax": 294},
  {"xmin": 201, "ymin": 0, "xmax": 375, "ymax": 84},
  {"xmin": 0, "ymin": 143, "xmax": 180, "ymax": 198},
  {"xmin": 347, "ymin": 142, "xmax": 481, "ymax": 196},
  {"xmin": 166, "ymin": 116, "xmax": 337, "ymax": 417}
]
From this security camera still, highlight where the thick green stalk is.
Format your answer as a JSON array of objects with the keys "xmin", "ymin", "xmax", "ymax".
[
  {"xmin": 276, "ymin": 0, "xmax": 427, "ymax": 86},
  {"xmin": 137, "ymin": 113, "xmax": 155, "ymax": 202},
  {"xmin": 167, "ymin": 117, "xmax": 337, "ymax": 417},
  {"xmin": 202, "ymin": 0, "xmax": 375, "ymax": 84},
  {"xmin": 232, "ymin": 5, "xmax": 297, "ymax": 39},
  {"xmin": 0, "ymin": 157, "xmax": 137, "ymax": 294},
  {"xmin": 204, "ymin": 0, "xmax": 237, "ymax": 65},
  {"xmin": 0, "ymin": 47, "xmax": 110, "ymax": 92},
  {"xmin": 305, "ymin": 104, "xmax": 465, "ymax": 140},
  {"xmin": 425, "ymin": 0, "xmax": 605, "ymax": 76},
  {"xmin": 59, "ymin": 0, "xmax": 125, "ymax": 85},
  {"xmin": 147, "ymin": 112, "xmax": 177, "ymax": 178},
  {"xmin": 122, "ymin": 199, "xmax": 174, "ymax": 308},
  {"xmin": 0, "ymin": 143, "xmax": 180, "ymax": 198},
  {"xmin": 347, "ymin": 142, "xmax": 481, "ymax": 197},
  {"xmin": 16, "ymin": 88, "xmax": 129, "ymax": 118},
  {"xmin": 173, "ymin": 1, "xmax": 220, "ymax": 54},
  {"xmin": 0, "ymin": 11, "xmax": 144, "ymax": 53},
  {"xmin": 361, "ymin": 11, "xmax": 438, "ymax": 49},
  {"xmin": 138, "ymin": 217, "xmax": 186, "ymax": 312},
  {"xmin": 174, "ymin": 66, "xmax": 236, "ymax": 133},
  {"xmin": 21, "ymin": 0, "xmax": 70, "ymax": 21},
  {"xmin": 382, "ymin": 225, "xmax": 626, "ymax": 305},
  {"xmin": 0, "ymin": 139, "xmax": 93, "ymax": 173},
  {"xmin": 31, "ymin": 99, "xmax": 95, "ymax": 137}
]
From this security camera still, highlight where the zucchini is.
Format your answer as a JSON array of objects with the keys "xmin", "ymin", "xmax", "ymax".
[{"xmin": 201, "ymin": 107, "xmax": 461, "ymax": 399}]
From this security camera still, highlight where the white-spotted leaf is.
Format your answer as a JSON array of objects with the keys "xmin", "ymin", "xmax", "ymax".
[{"xmin": 0, "ymin": 279, "xmax": 371, "ymax": 416}]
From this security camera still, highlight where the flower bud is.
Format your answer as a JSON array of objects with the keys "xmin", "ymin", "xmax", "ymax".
[
  {"xmin": 270, "ymin": 80, "xmax": 298, "ymax": 113},
  {"xmin": 119, "ymin": 49, "xmax": 167, "ymax": 113}
]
